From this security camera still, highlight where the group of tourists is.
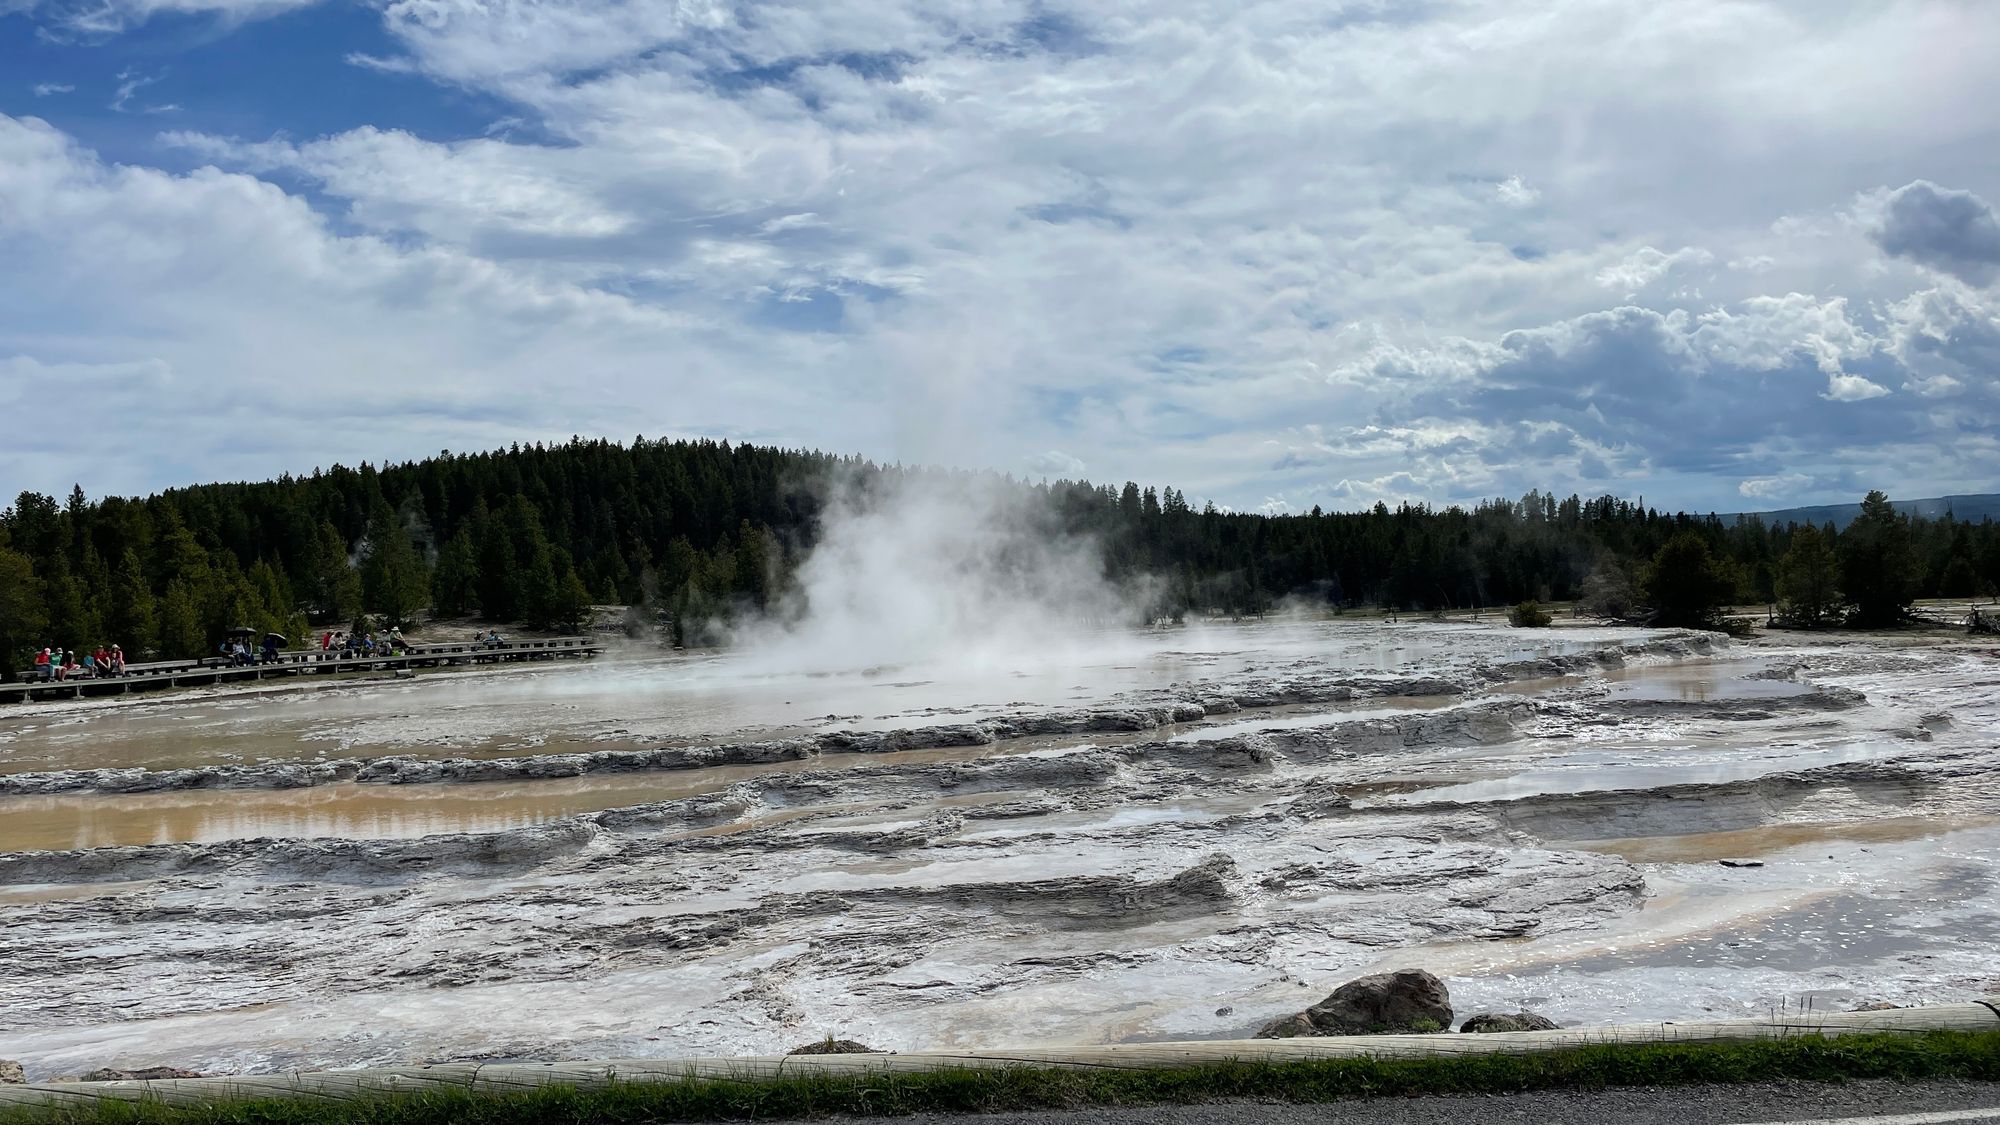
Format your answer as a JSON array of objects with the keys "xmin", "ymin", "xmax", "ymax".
[
  {"xmin": 30, "ymin": 644, "xmax": 125, "ymax": 681},
  {"xmin": 318, "ymin": 627, "xmax": 408, "ymax": 657},
  {"xmin": 217, "ymin": 635, "xmax": 293, "ymax": 665}
]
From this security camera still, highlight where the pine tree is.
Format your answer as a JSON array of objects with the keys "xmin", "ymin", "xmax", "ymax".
[
  {"xmin": 361, "ymin": 503, "xmax": 428, "ymax": 627},
  {"xmin": 1641, "ymin": 533, "xmax": 1736, "ymax": 629},
  {"xmin": 41, "ymin": 557, "xmax": 98, "ymax": 652},
  {"xmin": 0, "ymin": 545, "xmax": 48, "ymax": 681},
  {"xmin": 310, "ymin": 522, "xmax": 362, "ymax": 624},
  {"xmin": 1841, "ymin": 491, "xmax": 1917, "ymax": 627},
  {"xmin": 431, "ymin": 530, "xmax": 480, "ymax": 617},
  {"xmin": 107, "ymin": 549, "xmax": 159, "ymax": 656},
  {"xmin": 158, "ymin": 578, "xmax": 205, "ymax": 659},
  {"xmin": 520, "ymin": 547, "xmax": 561, "ymax": 629},
  {"xmin": 1939, "ymin": 556, "xmax": 1978, "ymax": 599},
  {"xmin": 551, "ymin": 565, "xmax": 594, "ymax": 633},
  {"xmin": 1774, "ymin": 524, "xmax": 1843, "ymax": 627},
  {"xmin": 733, "ymin": 519, "xmax": 772, "ymax": 609}
]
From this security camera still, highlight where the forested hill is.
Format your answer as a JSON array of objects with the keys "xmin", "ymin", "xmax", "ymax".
[
  {"xmin": 2, "ymin": 436, "xmax": 1997, "ymax": 677},
  {"xmin": 1736, "ymin": 494, "xmax": 2000, "ymax": 531}
]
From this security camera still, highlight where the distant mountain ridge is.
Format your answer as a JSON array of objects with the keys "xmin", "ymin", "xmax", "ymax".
[{"xmin": 1732, "ymin": 493, "xmax": 2000, "ymax": 529}]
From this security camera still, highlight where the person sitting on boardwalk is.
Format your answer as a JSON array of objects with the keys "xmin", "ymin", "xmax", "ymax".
[
  {"xmin": 261, "ymin": 635, "xmax": 281, "ymax": 664},
  {"xmin": 109, "ymin": 645, "xmax": 125, "ymax": 676},
  {"xmin": 92, "ymin": 646, "xmax": 110, "ymax": 674},
  {"xmin": 482, "ymin": 630, "xmax": 506, "ymax": 648},
  {"xmin": 81, "ymin": 650, "xmax": 98, "ymax": 677},
  {"xmin": 32, "ymin": 647, "xmax": 52, "ymax": 682}
]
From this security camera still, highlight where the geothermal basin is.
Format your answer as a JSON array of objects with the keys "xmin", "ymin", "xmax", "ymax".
[{"xmin": 1, "ymin": 618, "xmax": 1996, "ymax": 1079}]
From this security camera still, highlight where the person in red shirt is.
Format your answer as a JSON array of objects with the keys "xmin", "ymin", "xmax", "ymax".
[{"xmin": 32, "ymin": 647, "xmax": 52, "ymax": 681}]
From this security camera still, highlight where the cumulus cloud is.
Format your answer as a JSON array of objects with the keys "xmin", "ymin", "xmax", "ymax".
[
  {"xmin": 5, "ymin": 0, "xmax": 2000, "ymax": 510},
  {"xmin": 1822, "ymin": 372, "xmax": 1891, "ymax": 402},
  {"xmin": 1690, "ymin": 293, "xmax": 1874, "ymax": 375},
  {"xmin": 1882, "ymin": 284, "xmax": 2000, "ymax": 389},
  {"xmin": 0, "ymin": 113, "xmax": 846, "ymax": 496},
  {"xmin": 1868, "ymin": 180, "xmax": 2000, "ymax": 286},
  {"xmin": 31, "ymin": 83, "xmax": 74, "ymax": 96}
]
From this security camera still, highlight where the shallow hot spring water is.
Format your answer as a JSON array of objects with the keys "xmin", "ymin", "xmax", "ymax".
[{"xmin": 0, "ymin": 618, "xmax": 1995, "ymax": 1079}]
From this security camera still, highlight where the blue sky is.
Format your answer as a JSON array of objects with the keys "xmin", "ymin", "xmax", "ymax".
[{"xmin": 1, "ymin": 0, "xmax": 1997, "ymax": 513}]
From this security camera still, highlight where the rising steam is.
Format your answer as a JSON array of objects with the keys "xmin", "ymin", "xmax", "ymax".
[{"xmin": 729, "ymin": 470, "xmax": 1153, "ymax": 677}]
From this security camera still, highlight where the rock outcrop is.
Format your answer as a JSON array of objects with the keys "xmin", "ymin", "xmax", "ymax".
[
  {"xmin": 80, "ymin": 1067, "xmax": 204, "ymax": 1081},
  {"xmin": 0, "ymin": 1060, "xmax": 24, "ymax": 1084},
  {"xmin": 1459, "ymin": 1012, "xmax": 1559, "ymax": 1033},
  {"xmin": 1255, "ymin": 968, "xmax": 1452, "ymax": 1037}
]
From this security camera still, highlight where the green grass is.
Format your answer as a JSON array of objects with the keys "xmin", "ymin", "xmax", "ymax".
[{"xmin": 7, "ymin": 1031, "xmax": 1999, "ymax": 1125}]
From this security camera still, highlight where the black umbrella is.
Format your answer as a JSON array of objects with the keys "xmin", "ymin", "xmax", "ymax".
[
  {"xmin": 226, "ymin": 626, "xmax": 257, "ymax": 637},
  {"xmin": 264, "ymin": 633, "xmax": 289, "ymax": 646}
]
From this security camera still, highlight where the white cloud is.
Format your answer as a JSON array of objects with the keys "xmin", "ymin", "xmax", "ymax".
[
  {"xmin": 31, "ymin": 83, "xmax": 75, "ymax": 96},
  {"xmin": 1495, "ymin": 175, "xmax": 1538, "ymax": 207},
  {"xmin": 168, "ymin": 127, "xmax": 636, "ymax": 241},
  {"xmin": 1691, "ymin": 293, "xmax": 1874, "ymax": 375},
  {"xmin": 1737, "ymin": 474, "xmax": 1809, "ymax": 500},
  {"xmin": 5, "ymin": 0, "xmax": 2000, "ymax": 510},
  {"xmin": 1025, "ymin": 450, "xmax": 1086, "ymax": 478},
  {"xmin": 0, "ymin": 114, "xmax": 849, "ymax": 496},
  {"xmin": 1822, "ymin": 372, "xmax": 1891, "ymax": 402},
  {"xmin": 108, "ymin": 68, "xmax": 178, "ymax": 113},
  {"xmin": 1595, "ymin": 246, "xmax": 1715, "ymax": 296},
  {"xmin": 25, "ymin": 0, "xmax": 313, "ymax": 37}
]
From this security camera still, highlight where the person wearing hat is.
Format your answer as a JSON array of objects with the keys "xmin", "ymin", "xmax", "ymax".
[
  {"xmin": 110, "ymin": 645, "xmax": 126, "ymax": 676},
  {"xmin": 32, "ymin": 647, "xmax": 52, "ymax": 682}
]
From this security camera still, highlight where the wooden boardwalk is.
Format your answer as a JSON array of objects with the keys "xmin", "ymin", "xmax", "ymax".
[{"xmin": 0, "ymin": 637, "xmax": 601, "ymax": 705}]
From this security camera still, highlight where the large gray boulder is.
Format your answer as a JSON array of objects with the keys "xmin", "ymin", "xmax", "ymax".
[
  {"xmin": 1460, "ymin": 1012, "xmax": 1559, "ymax": 1033},
  {"xmin": 1255, "ymin": 968, "xmax": 1453, "ymax": 1037},
  {"xmin": 0, "ymin": 1060, "xmax": 24, "ymax": 1085}
]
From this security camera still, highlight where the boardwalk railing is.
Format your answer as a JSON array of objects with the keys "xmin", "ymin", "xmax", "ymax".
[{"xmin": 0, "ymin": 638, "xmax": 602, "ymax": 704}]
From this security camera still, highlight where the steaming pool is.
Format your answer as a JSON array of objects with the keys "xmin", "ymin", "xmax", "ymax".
[{"xmin": 1, "ymin": 617, "xmax": 1996, "ymax": 1078}]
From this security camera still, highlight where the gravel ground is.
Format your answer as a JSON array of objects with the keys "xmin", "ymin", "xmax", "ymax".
[{"xmin": 865, "ymin": 1079, "xmax": 2000, "ymax": 1125}]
